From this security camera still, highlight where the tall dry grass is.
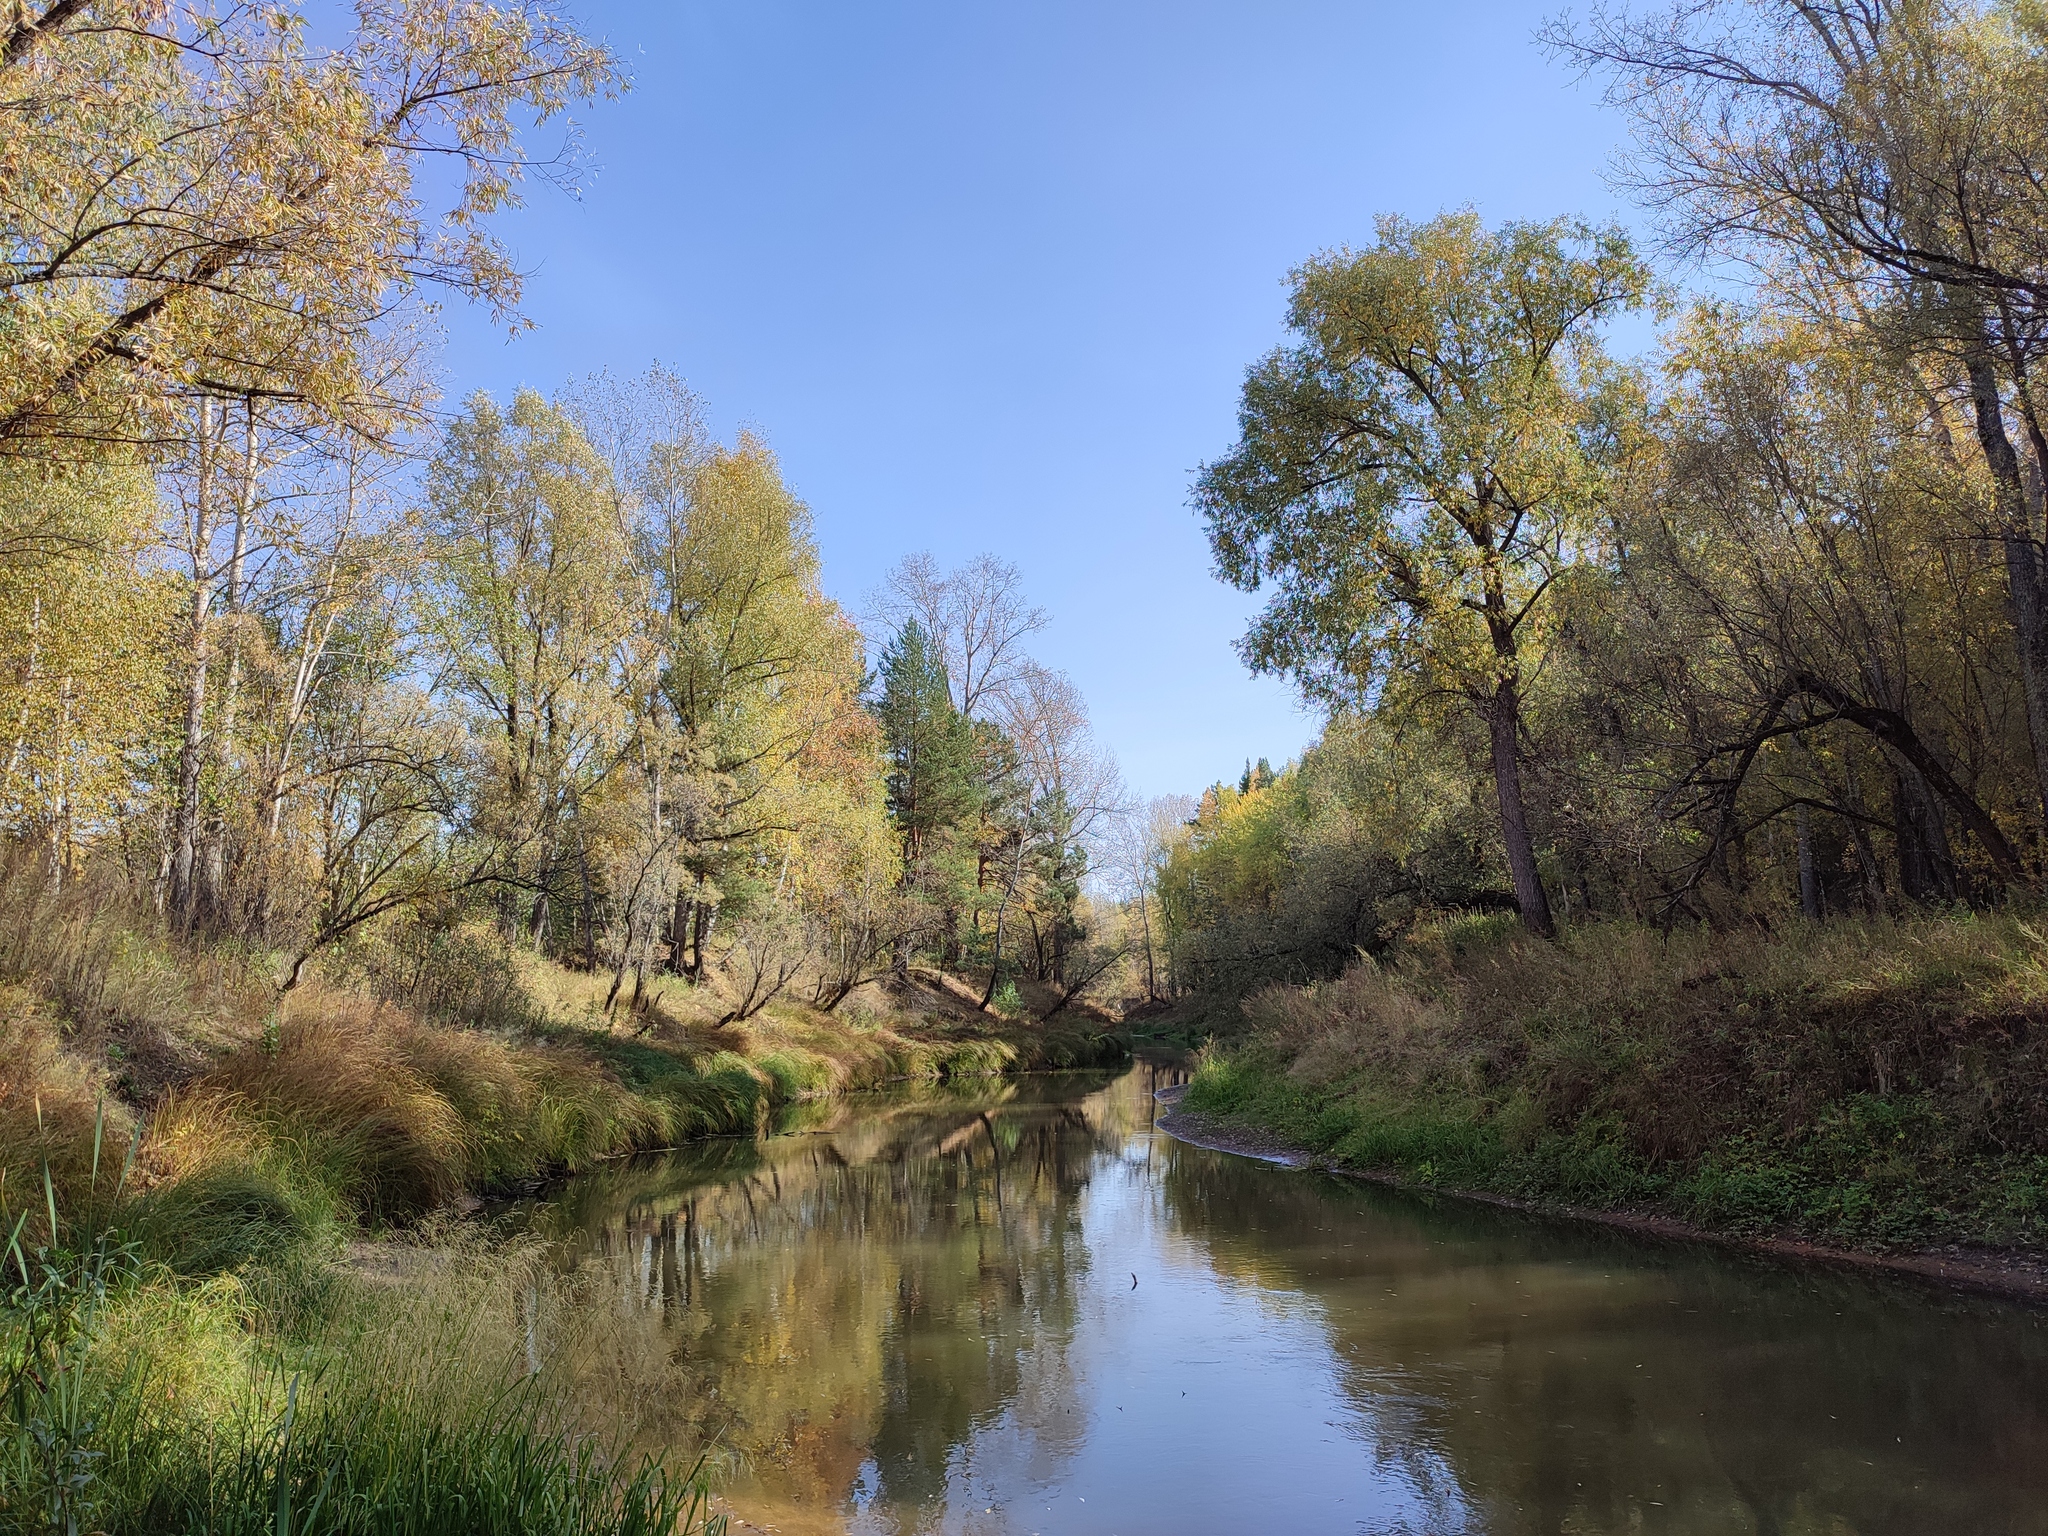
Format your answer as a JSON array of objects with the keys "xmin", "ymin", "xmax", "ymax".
[
  {"xmin": 1197, "ymin": 910, "xmax": 2048, "ymax": 1243},
  {"xmin": 0, "ymin": 854, "xmax": 266, "ymax": 1096},
  {"xmin": 0, "ymin": 987, "xmax": 123, "ymax": 1227}
]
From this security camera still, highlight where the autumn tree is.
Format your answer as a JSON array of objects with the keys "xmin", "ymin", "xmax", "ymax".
[
  {"xmin": 0, "ymin": 452, "xmax": 168, "ymax": 879},
  {"xmin": 1197, "ymin": 211, "xmax": 1650, "ymax": 936},
  {"xmin": 419, "ymin": 389, "xmax": 634, "ymax": 953},
  {"xmin": 1607, "ymin": 306, "xmax": 2028, "ymax": 903},
  {"xmin": 572, "ymin": 369, "xmax": 881, "ymax": 985},
  {"xmin": 1552, "ymin": 0, "xmax": 2048, "ymax": 848},
  {"xmin": 0, "ymin": 0, "xmax": 614, "ymax": 450}
]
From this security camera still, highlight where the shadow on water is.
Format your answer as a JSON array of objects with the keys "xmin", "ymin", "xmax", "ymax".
[{"xmin": 507, "ymin": 1056, "xmax": 2048, "ymax": 1536}]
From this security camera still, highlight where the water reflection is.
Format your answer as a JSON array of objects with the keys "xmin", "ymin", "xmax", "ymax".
[{"xmin": 520, "ymin": 1059, "xmax": 2048, "ymax": 1535}]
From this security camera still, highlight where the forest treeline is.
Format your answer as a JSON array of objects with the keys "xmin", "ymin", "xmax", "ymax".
[
  {"xmin": 1154, "ymin": 0, "xmax": 2048, "ymax": 994},
  {"xmin": 2, "ymin": 358, "xmax": 1128, "ymax": 1020},
  {"xmin": 0, "ymin": 0, "xmax": 1133, "ymax": 1025}
]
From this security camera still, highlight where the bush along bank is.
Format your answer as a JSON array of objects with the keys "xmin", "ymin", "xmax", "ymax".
[
  {"xmin": 2, "ymin": 888, "xmax": 1127, "ymax": 1229},
  {"xmin": 127, "ymin": 980, "xmax": 1123, "ymax": 1230},
  {"xmin": 1178, "ymin": 912, "xmax": 2048, "ymax": 1256}
]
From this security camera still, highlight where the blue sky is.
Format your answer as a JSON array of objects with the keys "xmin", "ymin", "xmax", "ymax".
[{"xmin": 438, "ymin": 1, "xmax": 1643, "ymax": 799}]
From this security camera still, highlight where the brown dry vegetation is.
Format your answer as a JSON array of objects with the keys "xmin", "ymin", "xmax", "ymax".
[
  {"xmin": 0, "ymin": 866, "xmax": 1123, "ymax": 1254},
  {"xmin": 1187, "ymin": 911, "xmax": 2048, "ymax": 1249}
]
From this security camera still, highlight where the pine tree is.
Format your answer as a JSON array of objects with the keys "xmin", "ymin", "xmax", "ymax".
[{"xmin": 875, "ymin": 622, "xmax": 980, "ymax": 863}]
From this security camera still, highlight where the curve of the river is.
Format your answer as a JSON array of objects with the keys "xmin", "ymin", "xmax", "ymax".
[{"xmin": 513, "ymin": 1055, "xmax": 2048, "ymax": 1535}]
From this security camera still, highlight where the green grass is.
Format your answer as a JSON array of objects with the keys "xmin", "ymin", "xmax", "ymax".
[
  {"xmin": 1182, "ymin": 911, "xmax": 2048, "ymax": 1250},
  {"xmin": 0, "ymin": 1184, "xmax": 724, "ymax": 1536},
  {"xmin": 103, "ymin": 1373, "xmax": 714, "ymax": 1536}
]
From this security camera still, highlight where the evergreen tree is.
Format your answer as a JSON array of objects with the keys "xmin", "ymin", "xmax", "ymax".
[{"xmin": 874, "ymin": 620, "xmax": 980, "ymax": 874}]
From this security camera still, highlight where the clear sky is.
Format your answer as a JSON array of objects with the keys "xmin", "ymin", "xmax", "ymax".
[{"xmin": 438, "ymin": 1, "xmax": 1642, "ymax": 799}]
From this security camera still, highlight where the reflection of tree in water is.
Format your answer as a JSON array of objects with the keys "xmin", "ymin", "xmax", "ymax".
[
  {"xmin": 527, "ymin": 1068, "xmax": 1153, "ymax": 1528},
  {"xmin": 1161, "ymin": 1152, "xmax": 2048, "ymax": 1536}
]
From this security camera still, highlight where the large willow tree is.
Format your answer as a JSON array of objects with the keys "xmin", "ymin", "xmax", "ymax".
[{"xmin": 1196, "ymin": 212, "xmax": 1650, "ymax": 936}]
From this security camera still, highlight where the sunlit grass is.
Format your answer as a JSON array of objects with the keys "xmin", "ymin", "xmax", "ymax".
[
  {"xmin": 1188, "ymin": 910, "xmax": 2048, "ymax": 1246},
  {"xmin": 1, "ymin": 1167, "xmax": 724, "ymax": 1535}
]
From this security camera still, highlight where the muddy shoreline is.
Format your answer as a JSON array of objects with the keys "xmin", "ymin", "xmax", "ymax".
[{"xmin": 1152, "ymin": 1084, "xmax": 2048, "ymax": 1306}]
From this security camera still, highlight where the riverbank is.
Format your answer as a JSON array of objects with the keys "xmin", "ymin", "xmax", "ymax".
[
  {"xmin": 1156, "ymin": 1088, "xmax": 2048, "ymax": 1303},
  {"xmin": 0, "ymin": 901, "xmax": 1121, "ymax": 1533},
  {"xmin": 6, "ymin": 896, "xmax": 1125, "ymax": 1226},
  {"xmin": 1165, "ymin": 910, "xmax": 2048, "ymax": 1296}
]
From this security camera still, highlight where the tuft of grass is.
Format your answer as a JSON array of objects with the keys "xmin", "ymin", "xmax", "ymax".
[
  {"xmin": 115, "ymin": 1370, "xmax": 718, "ymax": 1536},
  {"xmin": 198, "ymin": 993, "xmax": 471, "ymax": 1218},
  {"xmin": 0, "ymin": 987, "xmax": 126, "ymax": 1222}
]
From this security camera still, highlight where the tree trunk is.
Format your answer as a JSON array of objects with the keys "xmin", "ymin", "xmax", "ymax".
[
  {"xmin": 1840, "ymin": 759, "xmax": 1888, "ymax": 914},
  {"xmin": 1797, "ymin": 803, "xmax": 1821, "ymax": 918},
  {"xmin": 980, "ymin": 837, "xmax": 1024, "ymax": 1011},
  {"xmin": 668, "ymin": 886, "xmax": 692, "ymax": 975},
  {"xmin": 197, "ymin": 818, "xmax": 226, "ymax": 925},
  {"xmin": 604, "ymin": 912, "xmax": 635, "ymax": 1015},
  {"xmin": 3, "ymin": 594, "xmax": 41, "ymax": 802},
  {"xmin": 217, "ymin": 399, "xmax": 256, "ymax": 762},
  {"xmin": 44, "ymin": 673, "xmax": 71, "ymax": 888},
  {"xmin": 690, "ymin": 899, "xmax": 713, "ymax": 979},
  {"xmin": 575, "ymin": 825, "xmax": 596, "ymax": 971},
  {"xmin": 170, "ymin": 398, "xmax": 222, "ymax": 926},
  {"xmin": 1790, "ymin": 671, "xmax": 2019, "ymax": 884},
  {"xmin": 1893, "ymin": 767, "xmax": 1958, "ymax": 903},
  {"xmin": 1137, "ymin": 889, "xmax": 1157, "ymax": 1002},
  {"xmin": 1966, "ymin": 346, "xmax": 2048, "ymax": 834},
  {"xmin": 1486, "ymin": 677, "xmax": 1554, "ymax": 938}
]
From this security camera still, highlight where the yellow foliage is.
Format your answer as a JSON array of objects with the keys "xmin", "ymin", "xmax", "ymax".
[{"xmin": 0, "ymin": 456, "xmax": 173, "ymax": 848}]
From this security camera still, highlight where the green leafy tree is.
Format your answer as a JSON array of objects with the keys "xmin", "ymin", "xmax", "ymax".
[
  {"xmin": 418, "ymin": 389, "xmax": 633, "ymax": 952},
  {"xmin": 1196, "ymin": 211, "xmax": 1651, "ymax": 935}
]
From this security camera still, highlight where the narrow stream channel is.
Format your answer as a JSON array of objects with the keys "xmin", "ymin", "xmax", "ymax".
[{"xmin": 516, "ymin": 1056, "xmax": 2048, "ymax": 1535}]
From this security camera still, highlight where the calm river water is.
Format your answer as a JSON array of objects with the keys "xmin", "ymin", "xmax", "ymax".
[{"xmin": 522, "ymin": 1057, "xmax": 2048, "ymax": 1535}]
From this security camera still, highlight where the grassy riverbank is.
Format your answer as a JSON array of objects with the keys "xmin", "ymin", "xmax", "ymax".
[
  {"xmin": 4, "ymin": 881, "xmax": 1123, "ymax": 1221},
  {"xmin": 1181, "ymin": 912, "xmax": 2048, "ymax": 1254},
  {"xmin": 0, "ymin": 890, "xmax": 1122, "ymax": 1533}
]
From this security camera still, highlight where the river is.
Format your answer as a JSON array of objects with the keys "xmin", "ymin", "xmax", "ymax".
[{"xmin": 516, "ymin": 1055, "xmax": 2048, "ymax": 1535}]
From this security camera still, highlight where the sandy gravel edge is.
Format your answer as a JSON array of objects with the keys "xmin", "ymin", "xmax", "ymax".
[{"xmin": 1153, "ymin": 1085, "xmax": 2048, "ymax": 1306}]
